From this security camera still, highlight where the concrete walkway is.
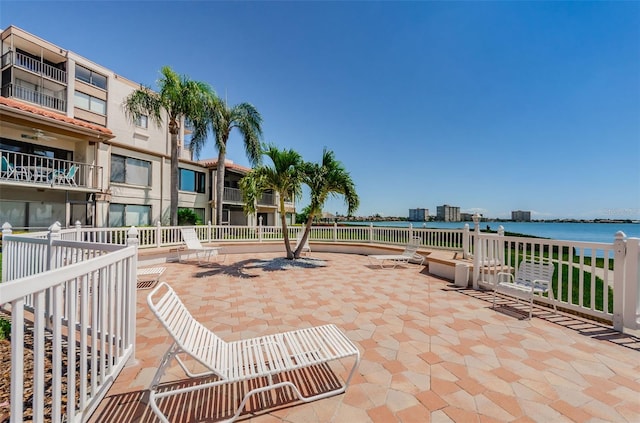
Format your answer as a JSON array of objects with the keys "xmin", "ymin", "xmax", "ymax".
[{"xmin": 90, "ymin": 252, "xmax": 640, "ymax": 422}]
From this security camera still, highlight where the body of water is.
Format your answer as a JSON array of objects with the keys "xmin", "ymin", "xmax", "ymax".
[{"xmin": 339, "ymin": 221, "xmax": 640, "ymax": 244}]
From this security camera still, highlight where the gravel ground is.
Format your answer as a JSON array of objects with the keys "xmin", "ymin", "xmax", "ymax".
[{"xmin": 0, "ymin": 325, "xmax": 73, "ymax": 423}]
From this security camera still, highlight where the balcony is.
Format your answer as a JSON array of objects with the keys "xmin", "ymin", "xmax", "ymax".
[
  {"xmin": 0, "ymin": 150, "xmax": 103, "ymax": 190},
  {"xmin": 223, "ymin": 187, "xmax": 276, "ymax": 206},
  {"xmin": 222, "ymin": 186, "xmax": 243, "ymax": 203},
  {"xmin": 1, "ymin": 83, "xmax": 66, "ymax": 112},
  {"xmin": 258, "ymin": 192, "xmax": 276, "ymax": 206},
  {"xmin": 1, "ymin": 50, "xmax": 68, "ymax": 84}
]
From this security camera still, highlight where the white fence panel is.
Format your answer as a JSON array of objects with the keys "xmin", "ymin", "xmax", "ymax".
[{"xmin": 0, "ymin": 245, "xmax": 137, "ymax": 423}]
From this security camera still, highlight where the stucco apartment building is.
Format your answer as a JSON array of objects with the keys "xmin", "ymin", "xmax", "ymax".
[{"xmin": 0, "ymin": 26, "xmax": 293, "ymax": 229}]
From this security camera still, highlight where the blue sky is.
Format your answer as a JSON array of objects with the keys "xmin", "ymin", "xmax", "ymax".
[{"xmin": 3, "ymin": 1, "xmax": 639, "ymax": 219}]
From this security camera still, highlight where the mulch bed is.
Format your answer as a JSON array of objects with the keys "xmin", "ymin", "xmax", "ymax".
[{"xmin": 0, "ymin": 314, "xmax": 89, "ymax": 423}]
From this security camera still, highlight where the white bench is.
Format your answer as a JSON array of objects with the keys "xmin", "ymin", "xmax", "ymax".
[{"xmin": 492, "ymin": 260, "xmax": 556, "ymax": 319}]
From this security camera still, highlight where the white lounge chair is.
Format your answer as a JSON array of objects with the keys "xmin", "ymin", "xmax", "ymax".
[
  {"xmin": 293, "ymin": 231, "xmax": 311, "ymax": 255},
  {"xmin": 493, "ymin": 259, "xmax": 557, "ymax": 319},
  {"xmin": 146, "ymin": 282, "xmax": 361, "ymax": 423},
  {"xmin": 179, "ymin": 227, "xmax": 224, "ymax": 264},
  {"xmin": 136, "ymin": 266, "xmax": 165, "ymax": 290},
  {"xmin": 368, "ymin": 238, "xmax": 425, "ymax": 268}
]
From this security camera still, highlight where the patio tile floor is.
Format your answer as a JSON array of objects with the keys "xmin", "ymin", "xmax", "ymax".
[{"xmin": 90, "ymin": 252, "xmax": 640, "ymax": 422}]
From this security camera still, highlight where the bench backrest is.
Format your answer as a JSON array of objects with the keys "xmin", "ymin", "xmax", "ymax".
[
  {"xmin": 516, "ymin": 260, "xmax": 555, "ymax": 290},
  {"xmin": 147, "ymin": 282, "xmax": 227, "ymax": 378}
]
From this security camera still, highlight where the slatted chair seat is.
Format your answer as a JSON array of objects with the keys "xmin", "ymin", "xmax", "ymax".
[{"xmin": 146, "ymin": 282, "xmax": 360, "ymax": 423}]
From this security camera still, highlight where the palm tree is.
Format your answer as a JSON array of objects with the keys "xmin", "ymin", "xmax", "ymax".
[
  {"xmin": 295, "ymin": 148, "xmax": 359, "ymax": 258},
  {"xmin": 192, "ymin": 98, "xmax": 263, "ymax": 225},
  {"xmin": 123, "ymin": 66, "xmax": 216, "ymax": 225},
  {"xmin": 239, "ymin": 144, "xmax": 304, "ymax": 259}
]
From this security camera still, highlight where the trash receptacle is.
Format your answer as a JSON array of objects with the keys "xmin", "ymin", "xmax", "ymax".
[{"xmin": 454, "ymin": 263, "xmax": 469, "ymax": 288}]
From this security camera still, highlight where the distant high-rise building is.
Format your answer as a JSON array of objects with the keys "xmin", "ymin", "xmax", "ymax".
[
  {"xmin": 460, "ymin": 213, "xmax": 474, "ymax": 221},
  {"xmin": 512, "ymin": 210, "xmax": 531, "ymax": 222},
  {"xmin": 409, "ymin": 208, "xmax": 429, "ymax": 221},
  {"xmin": 436, "ymin": 204, "xmax": 461, "ymax": 222}
]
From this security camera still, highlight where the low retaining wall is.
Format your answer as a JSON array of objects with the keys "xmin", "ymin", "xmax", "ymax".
[{"xmin": 138, "ymin": 240, "xmax": 438, "ymax": 268}]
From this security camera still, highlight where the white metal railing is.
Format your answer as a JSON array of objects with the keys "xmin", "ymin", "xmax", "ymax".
[
  {"xmin": 5, "ymin": 220, "xmax": 638, "ymax": 332},
  {"xmin": 471, "ymin": 223, "xmax": 640, "ymax": 331},
  {"xmin": 0, "ymin": 149, "xmax": 103, "ymax": 190},
  {"xmin": 2, "ymin": 83, "xmax": 67, "ymax": 112},
  {"xmin": 0, "ymin": 223, "xmax": 138, "ymax": 422},
  {"xmin": 258, "ymin": 192, "xmax": 275, "ymax": 206},
  {"xmin": 11, "ymin": 50, "xmax": 68, "ymax": 84},
  {"xmin": 41, "ymin": 222, "xmax": 468, "ymax": 251},
  {"xmin": 223, "ymin": 187, "xmax": 243, "ymax": 202}
]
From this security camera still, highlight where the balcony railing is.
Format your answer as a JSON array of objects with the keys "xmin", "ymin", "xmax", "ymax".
[
  {"xmin": 1, "ymin": 50, "xmax": 68, "ymax": 84},
  {"xmin": 0, "ymin": 149, "xmax": 103, "ymax": 190},
  {"xmin": 223, "ymin": 187, "xmax": 243, "ymax": 203},
  {"xmin": 222, "ymin": 187, "xmax": 276, "ymax": 206},
  {"xmin": 1, "ymin": 83, "xmax": 67, "ymax": 112}
]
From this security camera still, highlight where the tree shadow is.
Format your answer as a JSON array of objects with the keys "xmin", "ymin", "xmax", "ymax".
[{"xmin": 193, "ymin": 257, "xmax": 328, "ymax": 279}]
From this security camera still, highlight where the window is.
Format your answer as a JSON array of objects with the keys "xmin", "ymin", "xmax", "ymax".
[
  {"xmin": 0, "ymin": 138, "xmax": 71, "ymax": 161},
  {"xmin": 109, "ymin": 203, "xmax": 150, "ymax": 227},
  {"xmin": 110, "ymin": 154, "xmax": 151, "ymax": 186},
  {"xmin": 75, "ymin": 65, "xmax": 107, "ymax": 90},
  {"xmin": 179, "ymin": 168, "xmax": 206, "ymax": 193},
  {"xmin": 0, "ymin": 201, "xmax": 65, "ymax": 229},
  {"xmin": 75, "ymin": 91, "xmax": 106, "ymax": 115},
  {"xmin": 135, "ymin": 114, "xmax": 148, "ymax": 129}
]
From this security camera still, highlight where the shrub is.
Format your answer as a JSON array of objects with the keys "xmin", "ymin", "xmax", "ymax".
[
  {"xmin": 178, "ymin": 209, "xmax": 202, "ymax": 226},
  {"xmin": 0, "ymin": 317, "xmax": 10, "ymax": 341}
]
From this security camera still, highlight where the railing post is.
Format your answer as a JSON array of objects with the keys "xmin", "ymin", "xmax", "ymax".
[
  {"xmin": 463, "ymin": 223, "xmax": 470, "ymax": 259},
  {"xmin": 369, "ymin": 223, "xmax": 373, "ymax": 243},
  {"xmin": 208, "ymin": 220, "xmax": 212, "ymax": 243},
  {"xmin": 622, "ymin": 236, "xmax": 639, "ymax": 331},
  {"xmin": 258, "ymin": 216, "xmax": 263, "ymax": 242},
  {"xmin": 472, "ymin": 214, "xmax": 481, "ymax": 289},
  {"xmin": 498, "ymin": 225, "xmax": 505, "ymax": 265},
  {"xmin": 156, "ymin": 221, "xmax": 162, "ymax": 248},
  {"xmin": 126, "ymin": 226, "xmax": 138, "ymax": 363},
  {"xmin": 2, "ymin": 222, "xmax": 12, "ymax": 282},
  {"xmin": 613, "ymin": 231, "xmax": 626, "ymax": 331},
  {"xmin": 333, "ymin": 222, "xmax": 338, "ymax": 243},
  {"xmin": 127, "ymin": 226, "xmax": 139, "ymax": 248},
  {"xmin": 75, "ymin": 220, "xmax": 82, "ymax": 241},
  {"xmin": 47, "ymin": 221, "xmax": 61, "ymax": 271},
  {"xmin": 409, "ymin": 223, "xmax": 413, "ymax": 244}
]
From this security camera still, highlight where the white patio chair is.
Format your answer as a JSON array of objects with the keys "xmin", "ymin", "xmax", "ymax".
[
  {"xmin": 368, "ymin": 237, "xmax": 425, "ymax": 268},
  {"xmin": 146, "ymin": 282, "xmax": 361, "ymax": 423},
  {"xmin": 493, "ymin": 259, "xmax": 557, "ymax": 319},
  {"xmin": 51, "ymin": 164, "xmax": 78, "ymax": 186},
  {"xmin": 179, "ymin": 227, "xmax": 224, "ymax": 264},
  {"xmin": 1, "ymin": 156, "xmax": 29, "ymax": 180}
]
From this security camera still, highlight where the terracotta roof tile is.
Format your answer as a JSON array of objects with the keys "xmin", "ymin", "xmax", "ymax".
[
  {"xmin": 198, "ymin": 158, "xmax": 252, "ymax": 173},
  {"xmin": 0, "ymin": 96, "xmax": 113, "ymax": 136}
]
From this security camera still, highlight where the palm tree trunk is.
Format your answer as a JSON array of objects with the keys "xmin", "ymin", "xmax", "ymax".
[
  {"xmin": 280, "ymin": 197, "xmax": 294, "ymax": 259},
  {"xmin": 170, "ymin": 129, "xmax": 179, "ymax": 226},
  {"xmin": 215, "ymin": 150, "xmax": 226, "ymax": 225},
  {"xmin": 294, "ymin": 216, "xmax": 314, "ymax": 259}
]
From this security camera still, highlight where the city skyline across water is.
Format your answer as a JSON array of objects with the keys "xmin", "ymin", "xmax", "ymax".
[{"xmin": 340, "ymin": 220, "xmax": 640, "ymax": 244}]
